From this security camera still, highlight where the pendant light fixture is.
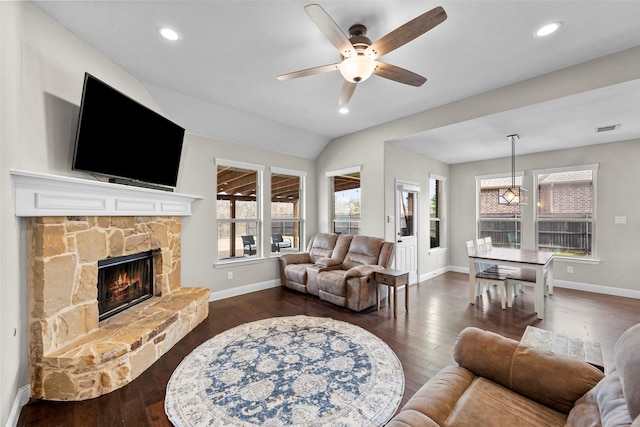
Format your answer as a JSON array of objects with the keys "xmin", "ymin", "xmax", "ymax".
[{"xmin": 500, "ymin": 134, "xmax": 525, "ymax": 205}]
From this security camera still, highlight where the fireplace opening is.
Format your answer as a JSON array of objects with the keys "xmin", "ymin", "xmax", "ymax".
[{"xmin": 97, "ymin": 251, "xmax": 153, "ymax": 321}]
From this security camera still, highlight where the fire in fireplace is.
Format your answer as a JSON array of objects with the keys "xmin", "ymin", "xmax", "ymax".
[{"xmin": 97, "ymin": 251, "xmax": 153, "ymax": 321}]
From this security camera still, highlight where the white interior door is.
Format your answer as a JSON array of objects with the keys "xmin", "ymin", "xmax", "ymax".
[{"xmin": 396, "ymin": 182, "xmax": 419, "ymax": 284}]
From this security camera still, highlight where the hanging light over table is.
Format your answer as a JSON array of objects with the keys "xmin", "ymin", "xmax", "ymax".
[{"xmin": 500, "ymin": 134, "xmax": 526, "ymax": 205}]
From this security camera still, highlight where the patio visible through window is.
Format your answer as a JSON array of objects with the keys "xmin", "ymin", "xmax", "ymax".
[
  {"xmin": 271, "ymin": 171, "xmax": 302, "ymax": 254},
  {"xmin": 217, "ymin": 163, "xmax": 260, "ymax": 259},
  {"xmin": 332, "ymin": 172, "xmax": 361, "ymax": 235}
]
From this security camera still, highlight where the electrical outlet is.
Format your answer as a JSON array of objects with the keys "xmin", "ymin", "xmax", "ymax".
[
  {"xmin": 615, "ymin": 216, "xmax": 627, "ymax": 224},
  {"xmin": 227, "ymin": 271, "xmax": 233, "ymax": 280},
  {"xmin": 567, "ymin": 266, "xmax": 574, "ymax": 274}
]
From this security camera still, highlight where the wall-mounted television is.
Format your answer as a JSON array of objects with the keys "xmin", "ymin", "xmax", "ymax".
[{"xmin": 72, "ymin": 73, "xmax": 185, "ymax": 189}]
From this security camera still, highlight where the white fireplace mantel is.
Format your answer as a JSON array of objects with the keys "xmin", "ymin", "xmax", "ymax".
[{"xmin": 11, "ymin": 170, "xmax": 202, "ymax": 217}]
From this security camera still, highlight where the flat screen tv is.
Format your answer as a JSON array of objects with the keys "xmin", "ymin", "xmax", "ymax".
[{"xmin": 72, "ymin": 73, "xmax": 185, "ymax": 189}]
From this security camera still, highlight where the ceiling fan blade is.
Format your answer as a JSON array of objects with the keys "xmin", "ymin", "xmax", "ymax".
[
  {"xmin": 364, "ymin": 6, "xmax": 447, "ymax": 59},
  {"xmin": 277, "ymin": 63, "xmax": 340, "ymax": 81},
  {"xmin": 304, "ymin": 4, "xmax": 355, "ymax": 58},
  {"xmin": 339, "ymin": 81, "xmax": 357, "ymax": 105},
  {"xmin": 373, "ymin": 62, "xmax": 426, "ymax": 87}
]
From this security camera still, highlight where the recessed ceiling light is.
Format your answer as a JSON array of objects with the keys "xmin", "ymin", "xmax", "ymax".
[
  {"xmin": 339, "ymin": 107, "xmax": 349, "ymax": 114},
  {"xmin": 159, "ymin": 27, "xmax": 180, "ymax": 41},
  {"xmin": 535, "ymin": 21, "xmax": 562, "ymax": 37}
]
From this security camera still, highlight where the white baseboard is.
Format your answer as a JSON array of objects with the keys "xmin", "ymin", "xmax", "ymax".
[
  {"xmin": 6, "ymin": 384, "xmax": 29, "ymax": 427},
  {"xmin": 208, "ymin": 279, "xmax": 280, "ymax": 302},
  {"xmin": 445, "ymin": 266, "xmax": 640, "ymax": 299},
  {"xmin": 552, "ymin": 279, "xmax": 640, "ymax": 299}
]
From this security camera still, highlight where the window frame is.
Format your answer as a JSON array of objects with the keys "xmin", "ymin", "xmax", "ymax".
[
  {"xmin": 476, "ymin": 171, "xmax": 524, "ymax": 248},
  {"xmin": 215, "ymin": 159, "xmax": 264, "ymax": 264},
  {"xmin": 326, "ymin": 166, "xmax": 361, "ymax": 235},
  {"xmin": 429, "ymin": 174, "xmax": 447, "ymax": 251},
  {"xmin": 270, "ymin": 167, "xmax": 306, "ymax": 256},
  {"xmin": 533, "ymin": 163, "xmax": 598, "ymax": 260}
]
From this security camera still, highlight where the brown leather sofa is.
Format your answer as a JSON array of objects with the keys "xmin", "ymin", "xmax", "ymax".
[
  {"xmin": 279, "ymin": 233, "xmax": 395, "ymax": 311},
  {"xmin": 387, "ymin": 324, "xmax": 640, "ymax": 426}
]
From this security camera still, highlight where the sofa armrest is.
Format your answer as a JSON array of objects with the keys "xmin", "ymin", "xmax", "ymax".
[
  {"xmin": 279, "ymin": 252, "xmax": 311, "ymax": 266},
  {"xmin": 454, "ymin": 327, "xmax": 604, "ymax": 414},
  {"xmin": 387, "ymin": 365, "xmax": 475, "ymax": 427},
  {"xmin": 314, "ymin": 257, "xmax": 342, "ymax": 269},
  {"xmin": 345, "ymin": 264, "xmax": 384, "ymax": 279}
]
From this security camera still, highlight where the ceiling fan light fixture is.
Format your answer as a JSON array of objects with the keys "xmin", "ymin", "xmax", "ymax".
[{"xmin": 339, "ymin": 56, "xmax": 376, "ymax": 83}]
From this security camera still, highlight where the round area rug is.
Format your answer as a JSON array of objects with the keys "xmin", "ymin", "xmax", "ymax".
[{"xmin": 165, "ymin": 315, "xmax": 404, "ymax": 426}]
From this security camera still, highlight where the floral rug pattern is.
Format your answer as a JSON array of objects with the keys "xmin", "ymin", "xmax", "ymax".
[{"xmin": 165, "ymin": 315, "xmax": 404, "ymax": 426}]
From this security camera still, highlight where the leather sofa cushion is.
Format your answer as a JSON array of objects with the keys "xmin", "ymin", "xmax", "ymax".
[
  {"xmin": 391, "ymin": 365, "xmax": 475, "ymax": 426},
  {"xmin": 284, "ymin": 263, "xmax": 310, "ymax": 285},
  {"xmin": 342, "ymin": 236, "xmax": 384, "ymax": 269},
  {"xmin": 446, "ymin": 377, "xmax": 567, "ymax": 426},
  {"xmin": 307, "ymin": 233, "xmax": 339, "ymax": 262},
  {"xmin": 454, "ymin": 327, "xmax": 604, "ymax": 414},
  {"xmin": 317, "ymin": 270, "xmax": 348, "ymax": 296}
]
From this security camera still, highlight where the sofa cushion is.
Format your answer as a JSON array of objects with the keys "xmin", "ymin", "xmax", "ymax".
[
  {"xmin": 342, "ymin": 236, "xmax": 384, "ymax": 269},
  {"xmin": 317, "ymin": 270, "xmax": 349, "ymax": 296},
  {"xmin": 596, "ymin": 370, "xmax": 633, "ymax": 426},
  {"xmin": 387, "ymin": 365, "xmax": 475, "ymax": 427},
  {"xmin": 307, "ymin": 233, "xmax": 339, "ymax": 262},
  {"xmin": 284, "ymin": 263, "xmax": 311, "ymax": 286},
  {"xmin": 454, "ymin": 327, "xmax": 604, "ymax": 414},
  {"xmin": 614, "ymin": 323, "xmax": 640, "ymax": 420},
  {"xmin": 446, "ymin": 377, "xmax": 567, "ymax": 426},
  {"xmin": 566, "ymin": 384, "xmax": 602, "ymax": 427}
]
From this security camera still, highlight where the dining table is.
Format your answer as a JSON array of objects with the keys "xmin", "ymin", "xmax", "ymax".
[{"xmin": 469, "ymin": 247, "xmax": 554, "ymax": 319}]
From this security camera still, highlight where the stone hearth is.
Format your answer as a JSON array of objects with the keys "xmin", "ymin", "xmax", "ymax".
[
  {"xmin": 12, "ymin": 170, "xmax": 208, "ymax": 401},
  {"xmin": 28, "ymin": 216, "xmax": 209, "ymax": 400}
]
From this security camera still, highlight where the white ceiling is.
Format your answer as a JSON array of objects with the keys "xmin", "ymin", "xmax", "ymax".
[{"xmin": 32, "ymin": 1, "xmax": 640, "ymax": 162}]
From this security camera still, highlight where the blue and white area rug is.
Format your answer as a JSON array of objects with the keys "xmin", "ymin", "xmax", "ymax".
[{"xmin": 165, "ymin": 315, "xmax": 404, "ymax": 426}]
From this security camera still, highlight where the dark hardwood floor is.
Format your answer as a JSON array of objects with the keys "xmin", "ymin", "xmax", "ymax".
[{"xmin": 18, "ymin": 272, "xmax": 640, "ymax": 426}]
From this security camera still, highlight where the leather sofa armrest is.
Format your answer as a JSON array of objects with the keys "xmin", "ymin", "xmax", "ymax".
[
  {"xmin": 279, "ymin": 252, "xmax": 311, "ymax": 266},
  {"xmin": 454, "ymin": 327, "xmax": 604, "ymax": 414},
  {"xmin": 314, "ymin": 257, "xmax": 342, "ymax": 269},
  {"xmin": 345, "ymin": 264, "xmax": 383, "ymax": 279}
]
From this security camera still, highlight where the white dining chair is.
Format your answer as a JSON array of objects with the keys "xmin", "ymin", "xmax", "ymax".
[{"xmin": 467, "ymin": 239, "xmax": 509, "ymax": 308}]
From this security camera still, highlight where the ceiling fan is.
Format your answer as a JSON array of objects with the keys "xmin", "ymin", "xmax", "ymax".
[{"xmin": 277, "ymin": 4, "xmax": 447, "ymax": 105}]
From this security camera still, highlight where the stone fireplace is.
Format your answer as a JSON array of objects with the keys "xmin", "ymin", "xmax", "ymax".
[{"xmin": 12, "ymin": 170, "xmax": 208, "ymax": 401}]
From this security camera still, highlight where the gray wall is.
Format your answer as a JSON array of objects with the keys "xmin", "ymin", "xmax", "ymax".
[
  {"xmin": 0, "ymin": 3, "xmax": 317, "ymax": 423},
  {"xmin": 450, "ymin": 139, "xmax": 640, "ymax": 294}
]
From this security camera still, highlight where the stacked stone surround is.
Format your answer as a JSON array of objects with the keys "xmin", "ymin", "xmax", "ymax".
[{"xmin": 28, "ymin": 215, "xmax": 209, "ymax": 401}]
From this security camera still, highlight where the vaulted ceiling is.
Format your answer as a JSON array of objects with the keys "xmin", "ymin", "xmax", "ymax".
[{"xmin": 33, "ymin": 1, "xmax": 640, "ymax": 163}]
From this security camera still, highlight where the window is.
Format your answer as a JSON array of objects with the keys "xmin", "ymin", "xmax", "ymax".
[
  {"xmin": 534, "ymin": 164, "xmax": 597, "ymax": 257},
  {"xmin": 477, "ymin": 174, "xmax": 523, "ymax": 248},
  {"xmin": 216, "ymin": 160, "xmax": 262, "ymax": 260},
  {"xmin": 429, "ymin": 176, "xmax": 445, "ymax": 249},
  {"xmin": 271, "ymin": 168, "xmax": 305, "ymax": 254},
  {"xmin": 328, "ymin": 168, "xmax": 361, "ymax": 235}
]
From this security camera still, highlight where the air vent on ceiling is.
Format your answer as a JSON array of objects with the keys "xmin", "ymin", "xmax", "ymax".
[{"xmin": 595, "ymin": 124, "xmax": 621, "ymax": 133}]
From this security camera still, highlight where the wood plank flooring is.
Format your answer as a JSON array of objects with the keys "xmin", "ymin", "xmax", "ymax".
[{"xmin": 18, "ymin": 272, "xmax": 640, "ymax": 426}]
